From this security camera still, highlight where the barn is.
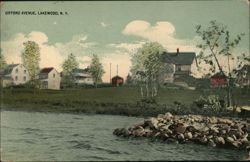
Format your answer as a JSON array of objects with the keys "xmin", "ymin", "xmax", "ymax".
[
  {"xmin": 112, "ymin": 75, "xmax": 124, "ymax": 86},
  {"xmin": 210, "ymin": 72, "xmax": 227, "ymax": 87}
]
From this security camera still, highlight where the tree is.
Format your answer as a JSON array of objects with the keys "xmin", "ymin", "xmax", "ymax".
[
  {"xmin": 195, "ymin": 20, "xmax": 245, "ymax": 107},
  {"xmin": 0, "ymin": 49, "xmax": 6, "ymax": 70},
  {"xmin": 22, "ymin": 41, "xmax": 41, "ymax": 83},
  {"xmin": 61, "ymin": 53, "xmax": 79, "ymax": 87},
  {"xmin": 89, "ymin": 54, "xmax": 104, "ymax": 88},
  {"xmin": 126, "ymin": 73, "xmax": 133, "ymax": 85},
  {"xmin": 130, "ymin": 42, "xmax": 171, "ymax": 98}
]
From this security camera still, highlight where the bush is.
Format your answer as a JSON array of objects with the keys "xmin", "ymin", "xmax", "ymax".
[{"xmin": 194, "ymin": 95, "xmax": 225, "ymax": 113}]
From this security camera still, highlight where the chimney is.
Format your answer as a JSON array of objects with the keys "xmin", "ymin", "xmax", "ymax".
[{"xmin": 177, "ymin": 48, "xmax": 179, "ymax": 54}]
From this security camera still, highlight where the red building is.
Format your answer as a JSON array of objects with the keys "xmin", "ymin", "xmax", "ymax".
[
  {"xmin": 210, "ymin": 72, "xmax": 227, "ymax": 87},
  {"xmin": 112, "ymin": 75, "xmax": 124, "ymax": 86}
]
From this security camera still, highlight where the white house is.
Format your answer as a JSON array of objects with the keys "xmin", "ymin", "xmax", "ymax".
[
  {"xmin": 162, "ymin": 48, "xmax": 197, "ymax": 83},
  {"xmin": 39, "ymin": 67, "xmax": 61, "ymax": 90},
  {"xmin": 0, "ymin": 64, "xmax": 30, "ymax": 87},
  {"xmin": 72, "ymin": 68, "xmax": 94, "ymax": 85}
]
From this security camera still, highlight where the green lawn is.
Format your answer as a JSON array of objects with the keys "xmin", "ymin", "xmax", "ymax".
[{"xmin": 2, "ymin": 86, "xmax": 249, "ymax": 105}]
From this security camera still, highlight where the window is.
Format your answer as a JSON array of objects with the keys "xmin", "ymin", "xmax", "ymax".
[
  {"xmin": 53, "ymin": 73, "xmax": 56, "ymax": 78},
  {"xmin": 23, "ymin": 76, "xmax": 26, "ymax": 81},
  {"xmin": 16, "ymin": 68, "xmax": 18, "ymax": 73},
  {"xmin": 24, "ymin": 70, "xmax": 26, "ymax": 74},
  {"xmin": 15, "ymin": 76, "xmax": 18, "ymax": 81},
  {"xmin": 176, "ymin": 65, "xmax": 181, "ymax": 71}
]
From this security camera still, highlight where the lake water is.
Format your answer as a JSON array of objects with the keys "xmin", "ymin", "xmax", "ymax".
[{"xmin": 0, "ymin": 110, "xmax": 247, "ymax": 161}]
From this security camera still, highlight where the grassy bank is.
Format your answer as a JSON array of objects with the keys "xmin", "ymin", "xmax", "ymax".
[{"xmin": 1, "ymin": 86, "xmax": 249, "ymax": 117}]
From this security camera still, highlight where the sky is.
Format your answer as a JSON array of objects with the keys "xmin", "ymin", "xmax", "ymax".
[{"xmin": 0, "ymin": 0, "xmax": 249, "ymax": 82}]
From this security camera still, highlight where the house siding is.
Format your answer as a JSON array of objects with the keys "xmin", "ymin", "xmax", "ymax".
[
  {"xmin": 40, "ymin": 68, "xmax": 61, "ymax": 90},
  {"xmin": 11, "ymin": 65, "xmax": 30, "ymax": 85},
  {"xmin": 48, "ymin": 69, "xmax": 60, "ymax": 90},
  {"xmin": 0, "ymin": 64, "xmax": 30, "ymax": 87}
]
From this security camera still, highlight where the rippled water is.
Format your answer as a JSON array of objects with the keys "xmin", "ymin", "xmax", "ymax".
[{"xmin": 0, "ymin": 110, "xmax": 247, "ymax": 161}]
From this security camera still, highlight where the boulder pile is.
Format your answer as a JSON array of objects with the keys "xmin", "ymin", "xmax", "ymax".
[{"xmin": 113, "ymin": 112, "xmax": 250, "ymax": 149}]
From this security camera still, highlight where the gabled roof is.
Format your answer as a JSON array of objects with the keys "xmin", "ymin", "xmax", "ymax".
[
  {"xmin": 72, "ymin": 68, "xmax": 90, "ymax": 74},
  {"xmin": 162, "ymin": 52, "xmax": 196, "ymax": 65},
  {"xmin": 240, "ymin": 65, "xmax": 250, "ymax": 72},
  {"xmin": 112, "ymin": 75, "xmax": 123, "ymax": 80},
  {"xmin": 0, "ymin": 64, "xmax": 19, "ymax": 76},
  {"xmin": 211, "ymin": 72, "xmax": 227, "ymax": 78},
  {"xmin": 40, "ymin": 67, "xmax": 54, "ymax": 74}
]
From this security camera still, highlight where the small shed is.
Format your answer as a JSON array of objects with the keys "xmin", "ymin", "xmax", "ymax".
[
  {"xmin": 210, "ymin": 72, "xmax": 227, "ymax": 87},
  {"xmin": 112, "ymin": 75, "xmax": 124, "ymax": 86}
]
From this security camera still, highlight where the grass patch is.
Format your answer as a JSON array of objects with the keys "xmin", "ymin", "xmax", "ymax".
[{"xmin": 1, "ymin": 86, "xmax": 249, "ymax": 117}]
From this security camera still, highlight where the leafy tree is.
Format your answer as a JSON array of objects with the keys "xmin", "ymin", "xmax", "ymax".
[
  {"xmin": 130, "ymin": 42, "xmax": 171, "ymax": 98},
  {"xmin": 61, "ymin": 53, "xmax": 79, "ymax": 87},
  {"xmin": 126, "ymin": 73, "xmax": 133, "ymax": 85},
  {"xmin": 22, "ymin": 41, "xmax": 41, "ymax": 83},
  {"xmin": 89, "ymin": 54, "xmax": 105, "ymax": 88},
  {"xmin": 195, "ymin": 20, "xmax": 245, "ymax": 107},
  {"xmin": 0, "ymin": 49, "xmax": 6, "ymax": 70}
]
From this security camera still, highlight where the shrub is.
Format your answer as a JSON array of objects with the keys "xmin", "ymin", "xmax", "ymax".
[{"xmin": 194, "ymin": 95, "xmax": 225, "ymax": 113}]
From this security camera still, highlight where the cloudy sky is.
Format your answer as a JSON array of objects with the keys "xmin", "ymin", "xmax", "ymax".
[{"xmin": 1, "ymin": 0, "xmax": 249, "ymax": 82}]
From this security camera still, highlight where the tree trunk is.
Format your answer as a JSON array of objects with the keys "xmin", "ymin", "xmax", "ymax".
[{"xmin": 140, "ymin": 86, "xmax": 144, "ymax": 98}]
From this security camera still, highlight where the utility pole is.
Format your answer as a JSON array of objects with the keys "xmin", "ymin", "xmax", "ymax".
[
  {"xmin": 117, "ymin": 64, "xmax": 118, "ymax": 76},
  {"xmin": 110, "ymin": 63, "xmax": 112, "ymax": 84}
]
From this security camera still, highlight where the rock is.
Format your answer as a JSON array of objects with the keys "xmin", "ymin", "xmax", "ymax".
[
  {"xmin": 199, "ymin": 136, "xmax": 208, "ymax": 144},
  {"xmin": 232, "ymin": 135, "xmax": 237, "ymax": 141},
  {"xmin": 164, "ymin": 129, "xmax": 173, "ymax": 135},
  {"xmin": 215, "ymin": 136, "xmax": 225, "ymax": 145},
  {"xmin": 231, "ymin": 141, "xmax": 241, "ymax": 148},
  {"xmin": 186, "ymin": 126, "xmax": 196, "ymax": 132},
  {"xmin": 158, "ymin": 123, "xmax": 166, "ymax": 128},
  {"xmin": 113, "ymin": 128, "xmax": 121, "ymax": 136},
  {"xmin": 220, "ymin": 130, "xmax": 227, "ymax": 135},
  {"xmin": 133, "ymin": 122, "xmax": 145, "ymax": 129},
  {"xmin": 164, "ymin": 112, "xmax": 173, "ymax": 120},
  {"xmin": 210, "ymin": 126, "xmax": 219, "ymax": 134},
  {"xmin": 114, "ymin": 112, "xmax": 250, "ymax": 150},
  {"xmin": 154, "ymin": 132, "xmax": 161, "ymax": 138},
  {"xmin": 122, "ymin": 129, "xmax": 131, "ymax": 137},
  {"xmin": 184, "ymin": 132, "xmax": 193, "ymax": 140},
  {"xmin": 208, "ymin": 139, "xmax": 216, "ymax": 147},
  {"xmin": 218, "ymin": 118, "xmax": 233, "ymax": 125},
  {"xmin": 192, "ymin": 115, "xmax": 203, "ymax": 122},
  {"xmin": 209, "ymin": 117, "xmax": 218, "ymax": 124},
  {"xmin": 193, "ymin": 123, "xmax": 205, "ymax": 132},
  {"xmin": 146, "ymin": 118, "xmax": 159, "ymax": 129},
  {"xmin": 207, "ymin": 135, "xmax": 213, "ymax": 139},
  {"xmin": 160, "ymin": 125, "xmax": 170, "ymax": 131},
  {"xmin": 133, "ymin": 127, "xmax": 145, "ymax": 137},
  {"xmin": 164, "ymin": 133, "xmax": 169, "ymax": 138},
  {"xmin": 221, "ymin": 125, "xmax": 231, "ymax": 132},
  {"xmin": 226, "ymin": 137, "xmax": 235, "ymax": 143},
  {"xmin": 242, "ymin": 133, "xmax": 248, "ymax": 139},
  {"xmin": 166, "ymin": 138, "xmax": 178, "ymax": 144},
  {"xmin": 144, "ymin": 129, "xmax": 153, "ymax": 137},
  {"xmin": 175, "ymin": 123, "xmax": 187, "ymax": 134},
  {"xmin": 177, "ymin": 133, "xmax": 185, "ymax": 141}
]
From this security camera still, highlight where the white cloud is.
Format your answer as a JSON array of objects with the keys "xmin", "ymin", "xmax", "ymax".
[
  {"xmin": 55, "ymin": 34, "xmax": 97, "ymax": 57},
  {"xmin": 1, "ymin": 32, "xmax": 96, "ymax": 72},
  {"xmin": 108, "ymin": 41, "xmax": 145, "ymax": 53},
  {"xmin": 122, "ymin": 20, "xmax": 198, "ymax": 52},
  {"xmin": 1, "ymin": 31, "xmax": 64, "ymax": 71}
]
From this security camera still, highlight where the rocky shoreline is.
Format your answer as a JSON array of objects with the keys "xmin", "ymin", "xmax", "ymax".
[{"xmin": 113, "ymin": 112, "xmax": 250, "ymax": 150}]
